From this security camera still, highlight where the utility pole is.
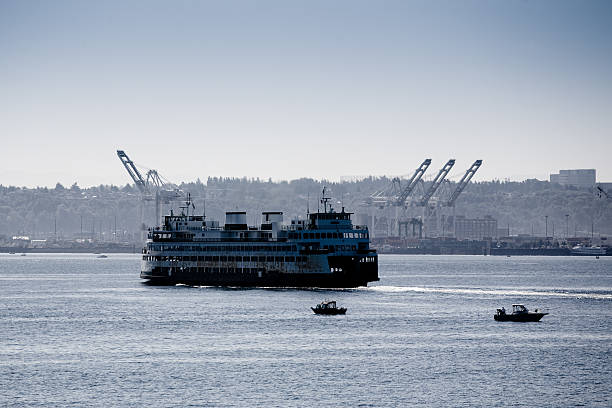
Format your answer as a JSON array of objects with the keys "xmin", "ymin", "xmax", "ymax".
[
  {"xmin": 574, "ymin": 223, "xmax": 577, "ymax": 238},
  {"xmin": 565, "ymin": 214, "xmax": 569, "ymax": 238},
  {"xmin": 442, "ymin": 214, "xmax": 445, "ymax": 238},
  {"xmin": 545, "ymin": 215, "xmax": 549, "ymax": 246}
]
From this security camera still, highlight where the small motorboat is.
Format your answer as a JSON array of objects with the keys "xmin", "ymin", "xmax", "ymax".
[
  {"xmin": 494, "ymin": 304, "xmax": 548, "ymax": 322},
  {"xmin": 312, "ymin": 300, "xmax": 347, "ymax": 315},
  {"xmin": 97, "ymin": 254, "xmax": 108, "ymax": 258}
]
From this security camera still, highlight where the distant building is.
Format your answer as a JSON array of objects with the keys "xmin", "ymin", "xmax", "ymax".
[
  {"xmin": 497, "ymin": 227, "xmax": 510, "ymax": 238},
  {"xmin": 455, "ymin": 215, "xmax": 497, "ymax": 240},
  {"xmin": 550, "ymin": 169, "xmax": 596, "ymax": 188}
]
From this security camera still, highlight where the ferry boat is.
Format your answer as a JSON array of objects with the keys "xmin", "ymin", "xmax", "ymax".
[{"xmin": 140, "ymin": 189, "xmax": 378, "ymax": 288}]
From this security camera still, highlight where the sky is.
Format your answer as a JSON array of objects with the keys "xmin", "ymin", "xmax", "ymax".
[{"xmin": 1, "ymin": 0, "xmax": 611, "ymax": 188}]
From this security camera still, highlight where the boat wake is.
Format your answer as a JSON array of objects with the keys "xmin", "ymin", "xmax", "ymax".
[{"xmin": 365, "ymin": 285, "xmax": 612, "ymax": 300}]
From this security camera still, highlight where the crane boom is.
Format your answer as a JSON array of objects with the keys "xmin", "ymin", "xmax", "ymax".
[
  {"xmin": 446, "ymin": 160, "xmax": 482, "ymax": 207},
  {"xmin": 419, "ymin": 159, "xmax": 455, "ymax": 206},
  {"xmin": 597, "ymin": 185, "xmax": 611, "ymax": 200},
  {"xmin": 395, "ymin": 159, "xmax": 431, "ymax": 206},
  {"xmin": 117, "ymin": 150, "xmax": 148, "ymax": 194}
]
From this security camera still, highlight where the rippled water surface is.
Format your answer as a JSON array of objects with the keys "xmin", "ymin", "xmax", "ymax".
[{"xmin": 1, "ymin": 254, "xmax": 611, "ymax": 407}]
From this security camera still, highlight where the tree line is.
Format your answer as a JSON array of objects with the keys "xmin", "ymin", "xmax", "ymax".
[{"xmin": 0, "ymin": 177, "xmax": 610, "ymax": 242}]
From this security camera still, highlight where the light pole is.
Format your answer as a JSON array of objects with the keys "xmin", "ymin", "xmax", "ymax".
[
  {"xmin": 545, "ymin": 215, "xmax": 549, "ymax": 245},
  {"xmin": 565, "ymin": 214, "xmax": 569, "ymax": 239}
]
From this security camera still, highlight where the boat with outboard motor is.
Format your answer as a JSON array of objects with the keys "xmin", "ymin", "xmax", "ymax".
[
  {"xmin": 311, "ymin": 300, "xmax": 347, "ymax": 315},
  {"xmin": 494, "ymin": 304, "xmax": 548, "ymax": 322}
]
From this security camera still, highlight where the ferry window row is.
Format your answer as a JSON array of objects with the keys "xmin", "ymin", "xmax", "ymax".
[
  {"xmin": 322, "ymin": 245, "xmax": 357, "ymax": 252},
  {"xmin": 287, "ymin": 231, "xmax": 368, "ymax": 240},
  {"xmin": 171, "ymin": 267, "xmax": 288, "ymax": 275},
  {"xmin": 144, "ymin": 255, "xmax": 307, "ymax": 263},
  {"xmin": 359, "ymin": 256, "xmax": 376, "ymax": 263},
  {"xmin": 149, "ymin": 244, "xmax": 297, "ymax": 252}
]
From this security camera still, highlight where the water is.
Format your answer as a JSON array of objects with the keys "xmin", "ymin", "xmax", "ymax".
[{"xmin": 1, "ymin": 254, "xmax": 610, "ymax": 407}]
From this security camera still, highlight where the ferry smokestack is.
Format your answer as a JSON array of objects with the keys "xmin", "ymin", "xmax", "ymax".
[{"xmin": 225, "ymin": 211, "xmax": 247, "ymax": 230}]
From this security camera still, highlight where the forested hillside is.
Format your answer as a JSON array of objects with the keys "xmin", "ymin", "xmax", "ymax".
[{"xmin": 0, "ymin": 178, "xmax": 610, "ymax": 242}]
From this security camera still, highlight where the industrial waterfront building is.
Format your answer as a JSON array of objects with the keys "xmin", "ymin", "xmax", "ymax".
[{"xmin": 454, "ymin": 215, "xmax": 498, "ymax": 240}]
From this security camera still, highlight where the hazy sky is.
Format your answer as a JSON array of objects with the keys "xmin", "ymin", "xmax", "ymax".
[{"xmin": 1, "ymin": 0, "xmax": 611, "ymax": 187}]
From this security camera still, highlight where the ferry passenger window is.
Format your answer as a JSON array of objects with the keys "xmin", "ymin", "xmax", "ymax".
[
  {"xmin": 315, "ymin": 233, "xmax": 320, "ymax": 239},
  {"xmin": 258, "ymin": 256, "xmax": 265, "ymax": 262},
  {"xmin": 228, "ymin": 256, "xmax": 234, "ymax": 262},
  {"xmin": 212, "ymin": 256, "xmax": 219, "ymax": 262},
  {"xmin": 236, "ymin": 256, "xmax": 242, "ymax": 262}
]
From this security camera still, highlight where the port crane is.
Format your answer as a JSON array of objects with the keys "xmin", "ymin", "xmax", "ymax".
[
  {"xmin": 117, "ymin": 150, "xmax": 149, "ymax": 198},
  {"xmin": 445, "ymin": 160, "xmax": 482, "ymax": 207},
  {"xmin": 394, "ymin": 159, "xmax": 432, "ymax": 206},
  {"xmin": 116, "ymin": 150, "xmax": 184, "ymax": 228},
  {"xmin": 368, "ymin": 159, "xmax": 432, "ymax": 208},
  {"xmin": 419, "ymin": 159, "xmax": 455, "ymax": 206},
  {"xmin": 597, "ymin": 185, "xmax": 611, "ymax": 200}
]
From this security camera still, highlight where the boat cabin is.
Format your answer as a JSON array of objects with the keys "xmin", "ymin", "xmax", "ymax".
[
  {"xmin": 512, "ymin": 304, "xmax": 528, "ymax": 314},
  {"xmin": 317, "ymin": 300, "xmax": 338, "ymax": 309}
]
